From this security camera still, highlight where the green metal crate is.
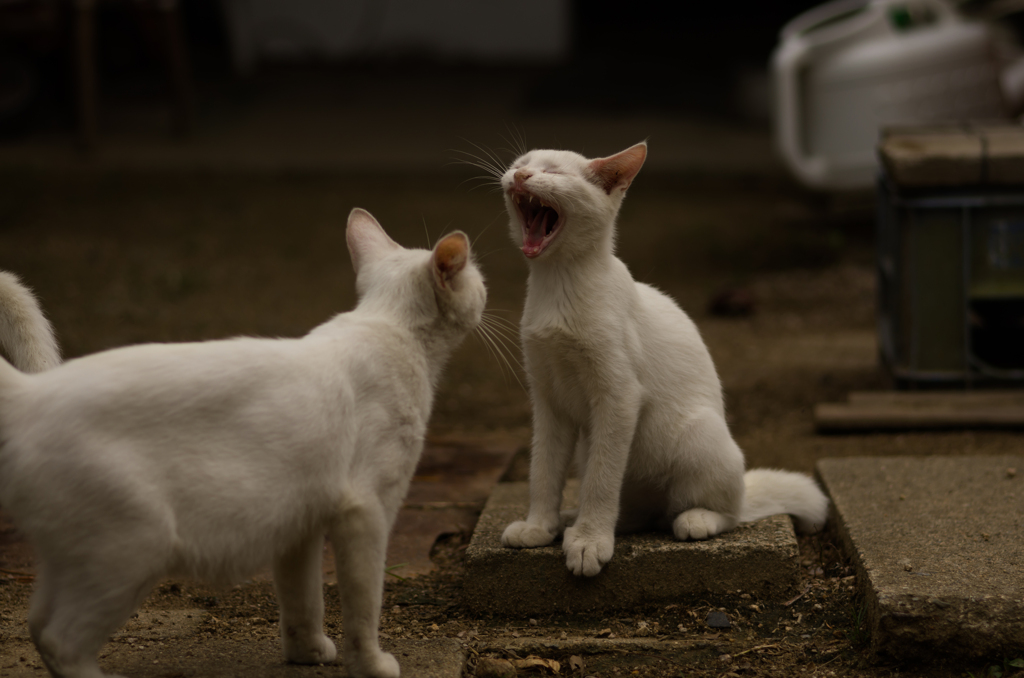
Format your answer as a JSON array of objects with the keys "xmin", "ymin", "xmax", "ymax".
[{"xmin": 877, "ymin": 177, "xmax": 1024, "ymax": 385}]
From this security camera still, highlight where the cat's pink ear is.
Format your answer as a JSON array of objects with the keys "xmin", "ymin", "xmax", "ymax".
[
  {"xmin": 432, "ymin": 232, "xmax": 469, "ymax": 289},
  {"xmin": 588, "ymin": 142, "xmax": 647, "ymax": 195},
  {"xmin": 346, "ymin": 208, "xmax": 401, "ymax": 272}
]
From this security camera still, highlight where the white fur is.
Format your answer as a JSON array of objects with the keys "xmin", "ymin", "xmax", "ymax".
[
  {"xmin": 0, "ymin": 208, "xmax": 486, "ymax": 678},
  {"xmin": 0, "ymin": 271, "xmax": 60, "ymax": 372},
  {"xmin": 498, "ymin": 144, "xmax": 828, "ymax": 577}
]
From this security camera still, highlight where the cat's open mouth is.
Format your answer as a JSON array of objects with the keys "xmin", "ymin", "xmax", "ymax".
[{"xmin": 512, "ymin": 191, "xmax": 563, "ymax": 259}]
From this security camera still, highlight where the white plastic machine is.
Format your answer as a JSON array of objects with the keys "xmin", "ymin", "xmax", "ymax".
[{"xmin": 772, "ymin": 0, "xmax": 1008, "ymax": 190}]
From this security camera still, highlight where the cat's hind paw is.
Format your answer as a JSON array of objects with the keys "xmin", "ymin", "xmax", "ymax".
[
  {"xmin": 562, "ymin": 526, "xmax": 614, "ymax": 577},
  {"xmin": 501, "ymin": 520, "xmax": 557, "ymax": 548},
  {"xmin": 283, "ymin": 630, "xmax": 337, "ymax": 665},
  {"xmin": 347, "ymin": 649, "xmax": 400, "ymax": 678},
  {"xmin": 672, "ymin": 508, "xmax": 733, "ymax": 541}
]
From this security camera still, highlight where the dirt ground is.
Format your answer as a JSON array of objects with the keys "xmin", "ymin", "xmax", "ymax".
[{"xmin": 0, "ymin": 169, "xmax": 1020, "ymax": 677}]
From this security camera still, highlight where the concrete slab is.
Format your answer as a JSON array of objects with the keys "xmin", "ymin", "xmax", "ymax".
[
  {"xmin": 385, "ymin": 439, "xmax": 519, "ymax": 579},
  {"xmin": 816, "ymin": 455, "xmax": 1024, "ymax": 661},
  {"xmin": 463, "ymin": 481, "xmax": 800, "ymax": 616}
]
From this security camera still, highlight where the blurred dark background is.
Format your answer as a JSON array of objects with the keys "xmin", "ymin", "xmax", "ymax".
[
  {"xmin": 1, "ymin": 0, "xmax": 1020, "ymax": 496},
  {"xmin": 0, "ymin": 0, "xmax": 906, "ymax": 464},
  {"xmin": 0, "ymin": 0, "xmax": 825, "ymax": 140}
]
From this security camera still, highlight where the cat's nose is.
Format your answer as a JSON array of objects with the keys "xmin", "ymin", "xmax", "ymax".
[{"xmin": 513, "ymin": 168, "xmax": 533, "ymax": 187}]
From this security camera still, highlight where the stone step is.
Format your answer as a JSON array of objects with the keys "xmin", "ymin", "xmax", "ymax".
[
  {"xmin": 816, "ymin": 455, "xmax": 1024, "ymax": 662},
  {"xmin": 463, "ymin": 481, "xmax": 801, "ymax": 616}
]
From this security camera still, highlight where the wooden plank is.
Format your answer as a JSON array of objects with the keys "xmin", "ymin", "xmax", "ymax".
[
  {"xmin": 879, "ymin": 125, "xmax": 1024, "ymax": 187},
  {"xmin": 815, "ymin": 390, "xmax": 1024, "ymax": 431},
  {"xmin": 847, "ymin": 390, "xmax": 1024, "ymax": 408},
  {"xmin": 879, "ymin": 131, "xmax": 982, "ymax": 187},
  {"xmin": 986, "ymin": 128, "xmax": 1024, "ymax": 183}
]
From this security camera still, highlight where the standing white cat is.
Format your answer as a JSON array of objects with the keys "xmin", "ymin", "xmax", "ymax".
[
  {"xmin": 498, "ymin": 142, "xmax": 828, "ymax": 577},
  {"xmin": 0, "ymin": 209, "xmax": 486, "ymax": 678}
]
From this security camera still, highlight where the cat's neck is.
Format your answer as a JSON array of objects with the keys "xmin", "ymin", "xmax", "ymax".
[
  {"xmin": 522, "ymin": 234, "xmax": 636, "ymax": 335},
  {"xmin": 525, "ymin": 216, "xmax": 619, "ymax": 293},
  {"xmin": 314, "ymin": 309, "xmax": 459, "ymax": 389}
]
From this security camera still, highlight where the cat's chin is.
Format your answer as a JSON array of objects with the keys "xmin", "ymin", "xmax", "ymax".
[{"xmin": 522, "ymin": 236, "xmax": 558, "ymax": 259}]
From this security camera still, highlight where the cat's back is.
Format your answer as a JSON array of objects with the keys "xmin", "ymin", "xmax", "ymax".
[
  {"xmin": 3, "ymin": 316, "xmax": 430, "ymax": 450},
  {"xmin": 634, "ymin": 282, "xmax": 704, "ymax": 345},
  {"xmin": 632, "ymin": 280, "xmax": 722, "ymax": 401}
]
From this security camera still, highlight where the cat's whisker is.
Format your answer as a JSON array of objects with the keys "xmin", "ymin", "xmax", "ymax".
[
  {"xmin": 474, "ymin": 321, "xmax": 526, "ymax": 390},
  {"xmin": 450, "ymin": 161, "xmax": 503, "ymax": 184},
  {"xmin": 479, "ymin": 331, "xmax": 527, "ymax": 388},
  {"xmin": 480, "ymin": 308, "xmax": 521, "ymax": 326},
  {"xmin": 480, "ymin": 322, "xmax": 520, "ymax": 344},
  {"xmin": 480, "ymin": 331, "xmax": 525, "ymax": 373},
  {"xmin": 421, "ymin": 215, "xmax": 433, "ymax": 249},
  {"xmin": 471, "ymin": 247, "xmax": 506, "ymax": 261},
  {"xmin": 479, "ymin": 312, "xmax": 521, "ymax": 335},
  {"xmin": 446, "ymin": 154, "xmax": 505, "ymax": 183},
  {"xmin": 509, "ymin": 122, "xmax": 528, "ymax": 156},
  {"xmin": 469, "ymin": 212, "xmax": 506, "ymax": 252},
  {"xmin": 480, "ymin": 327, "xmax": 525, "ymax": 367},
  {"xmin": 458, "ymin": 177, "xmax": 504, "ymax": 194},
  {"xmin": 457, "ymin": 160, "xmax": 503, "ymax": 180},
  {"xmin": 479, "ymin": 314, "xmax": 524, "ymax": 358},
  {"xmin": 480, "ymin": 311, "xmax": 521, "ymax": 342},
  {"xmin": 473, "ymin": 324, "xmax": 515, "ymax": 387},
  {"xmin": 470, "ymin": 220, "xmax": 494, "ymax": 251},
  {"xmin": 471, "ymin": 141, "xmax": 509, "ymax": 175},
  {"xmin": 448, "ymin": 148, "xmax": 504, "ymax": 177},
  {"xmin": 456, "ymin": 139, "xmax": 510, "ymax": 179},
  {"xmin": 501, "ymin": 122, "xmax": 528, "ymax": 157}
]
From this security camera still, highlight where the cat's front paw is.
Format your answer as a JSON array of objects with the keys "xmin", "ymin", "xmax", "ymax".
[
  {"xmin": 282, "ymin": 629, "xmax": 337, "ymax": 664},
  {"xmin": 501, "ymin": 520, "xmax": 557, "ymax": 548},
  {"xmin": 562, "ymin": 526, "xmax": 614, "ymax": 577},
  {"xmin": 346, "ymin": 649, "xmax": 401, "ymax": 678},
  {"xmin": 673, "ymin": 508, "xmax": 730, "ymax": 541}
]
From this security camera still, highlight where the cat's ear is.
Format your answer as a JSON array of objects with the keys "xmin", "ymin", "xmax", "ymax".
[
  {"xmin": 432, "ymin": 232, "xmax": 469, "ymax": 290},
  {"xmin": 346, "ymin": 208, "xmax": 401, "ymax": 272},
  {"xmin": 588, "ymin": 142, "xmax": 647, "ymax": 195}
]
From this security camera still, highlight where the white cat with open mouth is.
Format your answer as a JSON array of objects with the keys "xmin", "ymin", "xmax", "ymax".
[{"xmin": 498, "ymin": 142, "xmax": 829, "ymax": 577}]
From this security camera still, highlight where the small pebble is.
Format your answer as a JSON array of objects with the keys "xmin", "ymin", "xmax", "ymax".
[
  {"xmin": 706, "ymin": 610, "xmax": 731, "ymax": 629},
  {"xmin": 528, "ymin": 618, "xmax": 538, "ymax": 626}
]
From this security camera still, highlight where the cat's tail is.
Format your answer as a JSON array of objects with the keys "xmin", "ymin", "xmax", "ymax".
[
  {"xmin": 740, "ymin": 468, "xmax": 829, "ymax": 533},
  {"xmin": 0, "ymin": 271, "xmax": 60, "ymax": 373}
]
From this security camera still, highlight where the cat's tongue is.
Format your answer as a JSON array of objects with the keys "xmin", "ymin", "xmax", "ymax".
[{"xmin": 522, "ymin": 208, "xmax": 556, "ymax": 258}]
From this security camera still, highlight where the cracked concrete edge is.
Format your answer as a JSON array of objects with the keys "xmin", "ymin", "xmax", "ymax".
[
  {"xmin": 816, "ymin": 457, "xmax": 1024, "ymax": 662},
  {"xmin": 463, "ymin": 482, "xmax": 800, "ymax": 616}
]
